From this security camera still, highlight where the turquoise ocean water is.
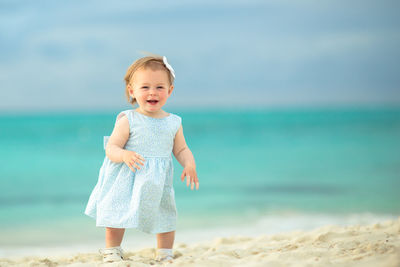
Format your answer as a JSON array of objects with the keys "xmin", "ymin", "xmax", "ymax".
[{"xmin": 0, "ymin": 107, "xmax": 399, "ymax": 256}]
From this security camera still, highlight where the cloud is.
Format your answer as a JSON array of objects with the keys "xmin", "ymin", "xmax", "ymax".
[{"xmin": 0, "ymin": 1, "xmax": 399, "ymax": 111}]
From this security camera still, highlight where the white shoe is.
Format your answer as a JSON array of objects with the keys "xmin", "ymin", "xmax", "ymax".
[
  {"xmin": 156, "ymin": 254, "xmax": 174, "ymax": 263},
  {"xmin": 155, "ymin": 248, "xmax": 174, "ymax": 263},
  {"xmin": 99, "ymin": 246, "xmax": 124, "ymax": 263}
]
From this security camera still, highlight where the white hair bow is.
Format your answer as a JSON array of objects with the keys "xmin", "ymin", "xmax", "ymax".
[{"xmin": 163, "ymin": 56, "xmax": 176, "ymax": 79}]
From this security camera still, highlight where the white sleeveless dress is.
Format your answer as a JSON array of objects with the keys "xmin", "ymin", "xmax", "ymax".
[{"xmin": 84, "ymin": 109, "xmax": 182, "ymax": 234}]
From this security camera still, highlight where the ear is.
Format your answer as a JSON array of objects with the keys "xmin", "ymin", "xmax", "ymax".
[
  {"xmin": 127, "ymin": 84, "xmax": 134, "ymax": 95},
  {"xmin": 168, "ymin": 85, "xmax": 174, "ymax": 96}
]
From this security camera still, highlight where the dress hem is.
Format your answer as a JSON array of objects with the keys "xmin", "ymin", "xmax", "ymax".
[{"xmin": 84, "ymin": 211, "xmax": 176, "ymax": 234}]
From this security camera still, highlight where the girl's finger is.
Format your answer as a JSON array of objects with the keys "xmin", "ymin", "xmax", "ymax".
[
  {"xmin": 128, "ymin": 161, "xmax": 137, "ymax": 172},
  {"xmin": 181, "ymin": 172, "xmax": 185, "ymax": 182},
  {"xmin": 127, "ymin": 163, "xmax": 136, "ymax": 172},
  {"xmin": 187, "ymin": 175, "xmax": 190, "ymax": 186},
  {"xmin": 135, "ymin": 155, "xmax": 145, "ymax": 166},
  {"xmin": 139, "ymin": 154, "xmax": 146, "ymax": 162},
  {"xmin": 132, "ymin": 161, "xmax": 141, "ymax": 170},
  {"xmin": 136, "ymin": 159, "xmax": 145, "ymax": 166},
  {"xmin": 192, "ymin": 176, "xmax": 196, "ymax": 190}
]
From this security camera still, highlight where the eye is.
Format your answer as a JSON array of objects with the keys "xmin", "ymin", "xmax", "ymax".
[
  {"xmin": 157, "ymin": 86, "xmax": 164, "ymax": 89},
  {"xmin": 141, "ymin": 86, "xmax": 149, "ymax": 89}
]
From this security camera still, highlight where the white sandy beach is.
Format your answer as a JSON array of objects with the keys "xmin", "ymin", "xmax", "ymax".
[{"xmin": 1, "ymin": 216, "xmax": 399, "ymax": 267}]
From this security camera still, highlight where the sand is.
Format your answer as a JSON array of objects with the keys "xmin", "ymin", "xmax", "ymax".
[{"xmin": 1, "ymin": 216, "xmax": 399, "ymax": 267}]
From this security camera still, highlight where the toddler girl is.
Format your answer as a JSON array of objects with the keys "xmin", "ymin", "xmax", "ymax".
[{"xmin": 84, "ymin": 55, "xmax": 199, "ymax": 263}]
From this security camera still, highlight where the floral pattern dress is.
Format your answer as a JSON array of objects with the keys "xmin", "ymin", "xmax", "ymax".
[{"xmin": 84, "ymin": 109, "xmax": 182, "ymax": 234}]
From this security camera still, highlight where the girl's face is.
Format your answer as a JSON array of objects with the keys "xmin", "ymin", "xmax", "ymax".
[{"xmin": 128, "ymin": 68, "xmax": 174, "ymax": 115}]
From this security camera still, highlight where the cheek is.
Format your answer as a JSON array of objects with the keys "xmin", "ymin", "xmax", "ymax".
[{"xmin": 160, "ymin": 91, "xmax": 169, "ymax": 97}]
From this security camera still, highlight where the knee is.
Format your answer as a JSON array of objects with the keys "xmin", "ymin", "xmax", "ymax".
[
  {"xmin": 156, "ymin": 231, "xmax": 175, "ymax": 239},
  {"xmin": 106, "ymin": 227, "xmax": 125, "ymax": 235}
]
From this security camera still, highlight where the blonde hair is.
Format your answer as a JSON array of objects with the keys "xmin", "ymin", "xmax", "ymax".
[{"xmin": 124, "ymin": 53, "xmax": 175, "ymax": 106}]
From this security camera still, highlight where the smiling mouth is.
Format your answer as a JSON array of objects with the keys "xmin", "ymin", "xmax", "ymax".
[{"xmin": 147, "ymin": 100, "xmax": 159, "ymax": 104}]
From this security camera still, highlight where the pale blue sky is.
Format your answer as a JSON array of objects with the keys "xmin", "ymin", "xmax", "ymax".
[{"xmin": 0, "ymin": 0, "xmax": 399, "ymax": 112}]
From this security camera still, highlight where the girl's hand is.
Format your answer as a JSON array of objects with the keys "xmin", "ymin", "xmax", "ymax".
[
  {"xmin": 181, "ymin": 165, "xmax": 199, "ymax": 190},
  {"xmin": 123, "ymin": 150, "xmax": 146, "ymax": 172}
]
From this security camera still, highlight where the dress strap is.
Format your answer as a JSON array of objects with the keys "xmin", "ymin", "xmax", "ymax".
[
  {"xmin": 103, "ymin": 136, "xmax": 110, "ymax": 150},
  {"xmin": 103, "ymin": 110, "xmax": 134, "ymax": 150},
  {"xmin": 115, "ymin": 110, "xmax": 135, "ymax": 129},
  {"xmin": 173, "ymin": 115, "xmax": 182, "ymax": 136},
  {"xmin": 115, "ymin": 110, "xmax": 128, "ymax": 123}
]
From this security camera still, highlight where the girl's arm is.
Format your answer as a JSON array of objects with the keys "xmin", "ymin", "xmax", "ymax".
[
  {"xmin": 173, "ymin": 125, "xmax": 196, "ymax": 168},
  {"xmin": 173, "ymin": 125, "xmax": 199, "ymax": 190},
  {"xmin": 105, "ymin": 116, "xmax": 130, "ymax": 163},
  {"xmin": 106, "ymin": 116, "xmax": 145, "ymax": 171}
]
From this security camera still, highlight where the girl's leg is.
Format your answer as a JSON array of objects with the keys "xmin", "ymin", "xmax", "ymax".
[
  {"xmin": 105, "ymin": 227, "xmax": 125, "ymax": 248},
  {"xmin": 156, "ymin": 230, "xmax": 175, "ymax": 249}
]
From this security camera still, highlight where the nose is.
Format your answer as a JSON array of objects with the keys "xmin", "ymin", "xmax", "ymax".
[{"xmin": 149, "ymin": 87, "xmax": 157, "ymax": 95}]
